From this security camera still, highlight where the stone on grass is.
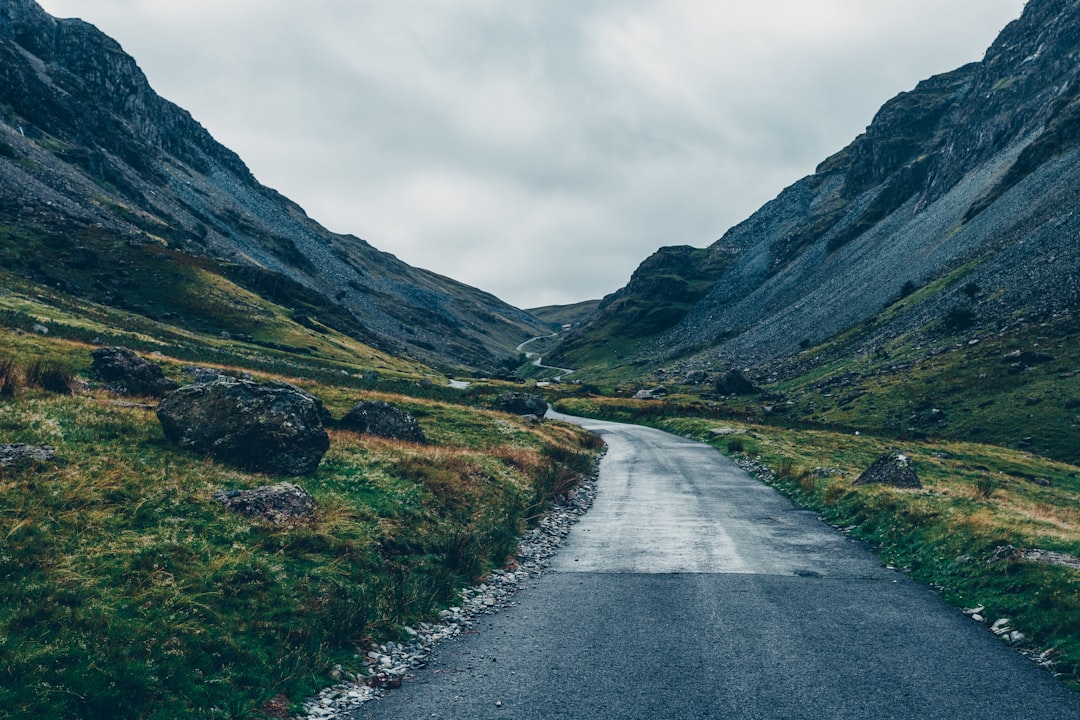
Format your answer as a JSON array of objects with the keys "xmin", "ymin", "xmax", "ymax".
[
  {"xmin": 91, "ymin": 346, "xmax": 179, "ymax": 396},
  {"xmin": 157, "ymin": 376, "xmax": 329, "ymax": 475},
  {"xmin": 853, "ymin": 449, "xmax": 922, "ymax": 489},
  {"xmin": 213, "ymin": 482, "xmax": 316, "ymax": 523},
  {"xmin": 340, "ymin": 400, "xmax": 426, "ymax": 443},
  {"xmin": 494, "ymin": 392, "xmax": 548, "ymax": 417},
  {"xmin": 714, "ymin": 369, "xmax": 761, "ymax": 396},
  {"xmin": 0, "ymin": 443, "xmax": 55, "ymax": 468}
]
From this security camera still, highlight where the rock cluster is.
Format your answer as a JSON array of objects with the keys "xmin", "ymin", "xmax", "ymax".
[
  {"xmin": 90, "ymin": 346, "xmax": 178, "ymax": 397},
  {"xmin": 0, "ymin": 443, "xmax": 55, "ymax": 467},
  {"xmin": 156, "ymin": 377, "xmax": 329, "ymax": 475},
  {"xmin": 339, "ymin": 400, "xmax": 426, "ymax": 444},
  {"xmin": 295, "ymin": 467, "xmax": 599, "ymax": 719}
]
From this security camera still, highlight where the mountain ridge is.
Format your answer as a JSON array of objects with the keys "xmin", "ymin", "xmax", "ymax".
[
  {"xmin": 0, "ymin": 0, "xmax": 547, "ymax": 373},
  {"xmin": 550, "ymin": 0, "xmax": 1080, "ymax": 375}
]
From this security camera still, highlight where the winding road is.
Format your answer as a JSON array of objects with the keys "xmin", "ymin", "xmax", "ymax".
[
  {"xmin": 516, "ymin": 334, "xmax": 575, "ymax": 382},
  {"xmin": 352, "ymin": 412, "xmax": 1080, "ymax": 719}
]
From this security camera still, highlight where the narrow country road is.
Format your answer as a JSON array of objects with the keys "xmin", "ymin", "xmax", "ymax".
[
  {"xmin": 352, "ymin": 413, "xmax": 1080, "ymax": 720},
  {"xmin": 516, "ymin": 334, "xmax": 575, "ymax": 381}
]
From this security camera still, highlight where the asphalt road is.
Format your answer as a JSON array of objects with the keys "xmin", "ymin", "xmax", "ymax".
[{"xmin": 351, "ymin": 412, "xmax": 1080, "ymax": 719}]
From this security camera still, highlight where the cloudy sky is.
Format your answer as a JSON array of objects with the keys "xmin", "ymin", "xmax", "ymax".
[{"xmin": 39, "ymin": 0, "xmax": 1027, "ymax": 309}]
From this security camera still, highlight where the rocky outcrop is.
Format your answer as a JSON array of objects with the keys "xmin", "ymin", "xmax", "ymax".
[
  {"xmin": 853, "ymin": 450, "xmax": 922, "ymax": 489},
  {"xmin": 156, "ymin": 377, "xmax": 329, "ymax": 475},
  {"xmin": 213, "ymin": 483, "xmax": 316, "ymax": 523},
  {"xmin": 90, "ymin": 346, "xmax": 178, "ymax": 396},
  {"xmin": 340, "ymin": 400, "xmax": 426, "ymax": 444},
  {"xmin": 494, "ymin": 392, "xmax": 548, "ymax": 417},
  {"xmin": 0, "ymin": 443, "xmax": 54, "ymax": 467}
]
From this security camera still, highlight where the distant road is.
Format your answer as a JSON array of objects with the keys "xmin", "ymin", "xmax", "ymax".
[
  {"xmin": 516, "ymin": 333, "xmax": 575, "ymax": 381},
  {"xmin": 353, "ymin": 412, "xmax": 1080, "ymax": 720}
]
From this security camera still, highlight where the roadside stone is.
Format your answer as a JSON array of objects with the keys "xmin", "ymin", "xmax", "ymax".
[
  {"xmin": 340, "ymin": 400, "xmax": 426, "ymax": 443},
  {"xmin": 852, "ymin": 449, "xmax": 922, "ymax": 489}
]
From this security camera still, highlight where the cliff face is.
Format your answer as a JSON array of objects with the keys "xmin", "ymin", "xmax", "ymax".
[
  {"xmin": 0, "ymin": 0, "xmax": 546, "ymax": 371},
  {"xmin": 552, "ymin": 0, "xmax": 1080, "ymax": 372}
]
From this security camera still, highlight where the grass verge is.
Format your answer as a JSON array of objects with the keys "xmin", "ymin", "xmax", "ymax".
[{"xmin": 0, "ymin": 330, "xmax": 600, "ymax": 719}]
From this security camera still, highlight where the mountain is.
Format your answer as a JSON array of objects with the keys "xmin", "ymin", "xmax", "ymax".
[
  {"xmin": 551, "ymin": 0, "xmax": 1080, "ymax": 376},
  {"xmin": 0, "ymin": 0, "xmax": 547, "ymax": 373},
  {"xmin": 526, "ymin": 299, "xmax": 601, "ymax": 330}
]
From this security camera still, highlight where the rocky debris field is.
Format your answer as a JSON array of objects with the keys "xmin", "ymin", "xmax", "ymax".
[{"xmin": 293, "ymin": 467, "xmax": 600, "ymax": 719}]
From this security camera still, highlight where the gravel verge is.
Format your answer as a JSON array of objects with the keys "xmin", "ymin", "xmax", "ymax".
[{"xmin": 292, "ymin": 464, "xmax": 600, "ymax": 719}]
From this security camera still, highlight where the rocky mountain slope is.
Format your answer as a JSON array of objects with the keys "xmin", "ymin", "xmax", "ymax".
[
  {"xmin": 551, "ymin": 0, "xmax": 1080, "ymax": 375},
  {"xmin": 0, "ymin": 0, "xmax": 547, "ymax": 373}
]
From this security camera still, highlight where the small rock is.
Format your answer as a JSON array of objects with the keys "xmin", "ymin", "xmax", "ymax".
[
  {"xmin": 853, "ymin": 449, "xmax": 921, "ymax": 489},
  {"xmin": 0, "ymin": 443, "xmax": 56, "ymax": 468},
  {"xmin": 213, "ymin": 483, "xmax": 316, "ymax": 524}
]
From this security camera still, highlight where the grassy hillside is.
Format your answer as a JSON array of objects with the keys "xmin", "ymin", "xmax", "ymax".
[{"xmin": 0, "ymin": 279, "xmax": 601, "ymax": 719}]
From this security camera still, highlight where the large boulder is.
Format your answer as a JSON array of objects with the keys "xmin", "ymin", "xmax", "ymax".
[
  {"xmin": 714, "ymin": 369, "xmax": 761, "ymax": 396},
  {"xmin": 853, "ymin": 449, "xmax": 922, "ymax": 489},
  {"xmin": 213, "ymin": 483, "xmax": 316, "ymax": 523},
  {"xmin": 494, "ymin": 392, "xmax": 548, "ymax": 417},
  {"xmin": 156, "ymin": 377, "xmax": 329, "ymax": 475},
  {"xmin": 91, "ymin": 346, "xmax": 179, "ymax": 396},
  {"xmin": 340, "ymin": 400, "xmax": 426, "ymax": 443}
]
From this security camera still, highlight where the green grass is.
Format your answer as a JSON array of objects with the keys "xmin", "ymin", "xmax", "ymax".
[
  {"xmin": 0, "ymin": 330, "xmax": 601, "ymax": 719},
  {"xmin": 555, "ymin": 396, "xmax": 1080, "ymax": 688}
]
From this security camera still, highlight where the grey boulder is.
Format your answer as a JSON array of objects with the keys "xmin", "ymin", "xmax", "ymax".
[
  {"xmin": 494, "ymin": 392, "xmax": 548, "ymax": 417},
  {"xmin": 340, "ymin": 400, "xmax": 426, "ymax": 443},
  {"xmin": 157, "ymin": 377, "xmax": 329, "ymax": 475},
  {"xmin": 91, "ymin": 346, "xmax": 179, "ymax": 396}
]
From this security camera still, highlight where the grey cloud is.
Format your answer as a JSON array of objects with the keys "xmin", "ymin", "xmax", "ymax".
[{"xmin": 39, "ymin": 0, "xmax": 1027, "ymax": 308}]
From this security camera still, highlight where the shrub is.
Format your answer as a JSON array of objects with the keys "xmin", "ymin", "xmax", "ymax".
[
  {"xmin": 0, "ymin": 358, "xmax": 22, "ymax": 396},
  {"xmin": 26, "ymin": 361, "xmax": 78, "ymax": 395},
  {"xmin": 975, "ymin": 476, "xmax": 996, "ymax": 499},
  {"xmin": 943, "ymin": 306, "xmax": 976, "ymax": 332},
  {"xmin": 726, "ymin": 438, "xmax": 745, "ymax": 454}
]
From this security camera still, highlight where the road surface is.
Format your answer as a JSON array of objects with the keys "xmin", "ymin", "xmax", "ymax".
[{"xmin": 351, "ymin": 412, "xmax": 1080, "ymax": 719}]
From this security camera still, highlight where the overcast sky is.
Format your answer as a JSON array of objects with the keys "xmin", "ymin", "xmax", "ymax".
[{"xmin": 38, "ymin": 1, "xmax": 1027, "ymax": 309}]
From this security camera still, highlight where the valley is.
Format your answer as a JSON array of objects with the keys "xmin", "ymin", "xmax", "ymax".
[{"xmin": 0, "ymin": 0, "xmax": 1078, "ymax": 717}]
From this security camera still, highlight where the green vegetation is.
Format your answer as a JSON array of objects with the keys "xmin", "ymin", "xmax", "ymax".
[{"xmin": 0, "ymin": 305, "xmax": 600, "ymax": 719}]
